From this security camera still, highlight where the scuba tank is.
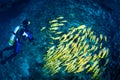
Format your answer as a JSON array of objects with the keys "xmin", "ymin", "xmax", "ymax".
[{"xmin": 8, "ymin": 25, "xmax": 21, "ymax": 46}]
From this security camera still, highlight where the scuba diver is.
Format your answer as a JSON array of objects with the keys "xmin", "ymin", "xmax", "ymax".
[{"xmin": 0, "ymin": 19, "xmax": 34, "ymax": 65}]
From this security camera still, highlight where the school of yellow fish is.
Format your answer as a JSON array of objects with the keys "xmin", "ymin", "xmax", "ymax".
[{"xmin": 42, "ymin": 16, "xmax": 109, "ymax": 80}]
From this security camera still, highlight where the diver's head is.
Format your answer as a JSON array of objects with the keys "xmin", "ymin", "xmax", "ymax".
[{"xmin": 22, "ymin": 19, "xmax": 31, "ymax": 28}]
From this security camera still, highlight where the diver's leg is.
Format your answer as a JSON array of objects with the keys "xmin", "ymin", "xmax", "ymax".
[
  {"xmin": 14, "ymin": 39, "xmax": 20, "ymax": 54},
  {"xmin": 1, "ymin": 41, "xmax": 20, "ymax": 64},
  {"xmin": 0, "ymin": 46, "xmax": 13, "ymax": 58},
  {"xmin": 1, "ymin": 53, "xmax": 17, "ymax": 64}
]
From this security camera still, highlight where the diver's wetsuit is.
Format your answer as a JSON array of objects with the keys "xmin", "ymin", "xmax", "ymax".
[
  {"xmin": 0, "ymin": 38, "xmax": 20, "ymax": 64},
  {"xmin": 0, "ymin": 24, "xmax": 33, "ymax": 64}
]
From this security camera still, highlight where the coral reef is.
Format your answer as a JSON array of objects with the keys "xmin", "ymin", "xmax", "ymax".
[{"xmin": 42, "ymin": 17, "xmax": 110, "ymax": 80}]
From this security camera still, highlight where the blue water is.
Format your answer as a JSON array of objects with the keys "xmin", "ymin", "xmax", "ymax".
[{"xmin": 0, "ymin": 0, "xmax": 120, "ymax": 80}]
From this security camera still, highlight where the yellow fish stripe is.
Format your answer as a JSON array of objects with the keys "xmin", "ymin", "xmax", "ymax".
[
  {"xmin": 55, "ymin": 31, "xmax": 62, "ymax": 34},
  {"xmin": 84, "ymin": 44, "xmax": 89, "ymax": 53},
  {"xmin": 47, "ymin": 46, "xmax": 55, "ymax": 53},
  {"xmin": 77, "ymin": 25, "xmax": 86, "ymax": 29},
  {"xmin": 89, "ymin": 31, "xmax": 94, "ymax": 37},
  {"xmin": 50, "ymin": 27, "xmax": 59, "ymax": 30},
  {"xmin": 49, "ymin": 42, "xmax": 54, "ymax": 44},
  {"xmin": 95, "ymin": 38, "xmax": 99, "ymax": 44},
  {"xmin": 50, "ymin": 23, "xmax": 59, "ymax": 27},
  {"xmin": 60, "ymin": 34, "xmax": 67, "ymax": 41},
  {"xmin": 85, "ymin": 55, "xmax": 92, "ymax": 62},
  {"xmin": 49, "ymin": 20, "xmax": 58, "ymax": 24},
  {"xmin": 40, "ymin": 27, "xmax": 46, "ymax": 31},
  {"xmin": 75, "ymin": 66, "xmax": 84, "ymax": 73},
  {"xmin": 92, "ymin": 68, "xmax": 100, "ymax": 79},
  {"xmin": 60, "ymin": 20, "xmax": 67, "ymax": 23},
  {"xmin": 104, "ymin": 59, "xmax": 109, "ymax": 66},
  {"xmin": 69, "ymin": 27, "xmax": 74, "ymax": 31},
  {"xmin": 68, "ymin": 28, "xmax": 76, "ymax": 35},
  {"xmin": 101, "ymin": 48, "xmax": 109, "ymax": 58},
  {"xmin": 92, "ymin": 65, "xmax": 99, "ymax": 72},
  {"xmin": 87, "ymin": 27, "xmax": 91, "ymax": 34},
  {"xmin": 81, "ymin": 35, "xmax": 86, "ymax": 41},
  {"xmin": 82, "ymin": 28, "xmax": 87, "ymax": 34},
  {"xmin": 105, "ymin": 48, "xmax": 109, "ymax": 57},
  {"xmin": 100, "ymin": 34, "xmax": 103, "ymax": 41},
  {"xmin": 91, "ymin": 54, "xmax": 98, "ymax": 62},
  {"xmin": 50, "ymin": 36, "xmax": 61, "ymax": 40},
  {"xmin": 90, "ymin": 45, "xmax": 96, "ymax": 51},
  {"xmin": 93, "ymin": 46, "xmax": 98, "ymax": 52},
  {"xmin": 58, "ymin": 23, "xmax": 64, "ymax": 26},
  {"xmin": 100, "ymin": 43, "xmax": 103, "ymax": 48},
  {"xmin": 104, "ymin": 35, "xmax": 107, "ymax": 42},
  {"xmin": 85, "ymin": 64, "xmax": 90, "ymax": 69},
  {"xmin": 56, "ymin": 16, "xmax": 64, "ymax": 19},
  {"xmin": 90, "ymin": 35, "xmax": 96, "ymax": 42},
  {"xmin": 87, "ymin": 61, "xmax": 98, "ymax": 72}
]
